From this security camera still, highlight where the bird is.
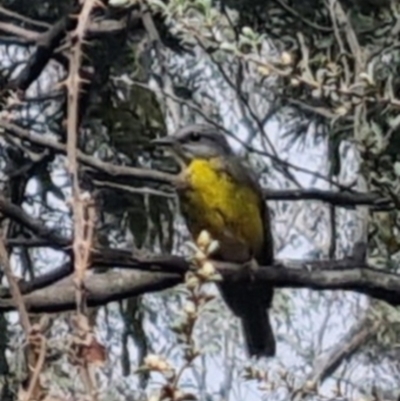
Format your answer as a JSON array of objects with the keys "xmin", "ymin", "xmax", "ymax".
[{"xmin": 152, "ymin": 123, "xmax": 276, "ymax": 358}]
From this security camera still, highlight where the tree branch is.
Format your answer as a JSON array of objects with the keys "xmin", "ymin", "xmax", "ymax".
[
  {"xmin": 0, "ymin": 269, "xmax": 181, "ymax": 313},
  {"xmin": 306, "ymin": 315, "xmax": 379, "ymax": 386},
  {"xmin": 9, "ymin": 16, "xmax": 75, "ymax": 92},
  {"xmin": 264, "ymin": 188, "xmax": 390, "ymax": 208},
  {"xmin": 0, "ymin": 120, "xmax": 177, "ymax": 185},
  {"xmin": 2, "ymin": 188, "xmax": 399, "ymax": 309},
  {"xmin": 0, "ymin": 196, "xmax": 70, "ymax": 248},
  {"xmin": 0, "ymin": 247, "xmax": 400, "ymax": 313},
  {"xmin": 93, "ymin": 249, "xmax": 400, "ymax": 307},
  {"xmin": 0, "ymin": 120, "xmax": 393, "ymax": 209}
]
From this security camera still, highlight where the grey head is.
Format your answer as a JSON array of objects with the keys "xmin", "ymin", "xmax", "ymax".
[{"xmin": 152, "ymin": 123, "xmax": 234, "ymax": 162}]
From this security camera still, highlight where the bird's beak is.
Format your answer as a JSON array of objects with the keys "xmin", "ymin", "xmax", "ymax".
[
  {"xmin": 151, "ymin": 136, "xmax": 177, "ymax": 147},
  {"xmin": 151, "ymin": 135, "xmax": 187, "ymax": 169}
]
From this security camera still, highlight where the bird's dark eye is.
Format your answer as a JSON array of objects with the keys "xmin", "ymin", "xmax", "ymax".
[{"xmin": 190, "ymin": 132, "xmax": 201, "ymax": 141}]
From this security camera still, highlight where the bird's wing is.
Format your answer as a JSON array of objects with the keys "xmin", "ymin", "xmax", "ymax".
[{"xmin": 214, "ymin": 155, "xmax": 274, "ymax": 265}]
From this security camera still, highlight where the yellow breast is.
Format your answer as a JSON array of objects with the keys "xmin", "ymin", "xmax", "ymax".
[{"xmin": 179, "ymin": 158, "xmax": 264, "ymax": 262}]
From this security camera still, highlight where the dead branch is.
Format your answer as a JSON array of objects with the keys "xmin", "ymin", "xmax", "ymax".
[{"xmin": 65, "ymin": 2, "xmax": 105, "ymax": 399}]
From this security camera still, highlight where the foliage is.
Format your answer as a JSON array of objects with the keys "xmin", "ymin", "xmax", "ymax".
[{"xmin": 0, "ymin": 0, "xmax": 400, "ymax": 400}]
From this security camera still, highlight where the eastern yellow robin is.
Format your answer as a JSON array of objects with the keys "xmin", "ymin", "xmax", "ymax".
[{"xmin": 153, "ymin": 124, "xmax": 276, "ymax": 358}]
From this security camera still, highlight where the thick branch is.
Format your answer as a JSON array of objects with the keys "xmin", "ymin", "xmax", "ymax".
[
  {"xmin": 94, "ymin": 249, "xmax": 400, "ymax": 306},
  {"xmin": 1, "ymin": 249, "xmax": 400, "ymax": 313},
  {"xmin": 0, "ymin": 270, "xmax": 181, "ymax": 313}
]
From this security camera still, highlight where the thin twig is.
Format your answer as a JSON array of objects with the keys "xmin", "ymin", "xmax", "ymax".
[
  {"xmin": 0, "ymin": 6, "xmax": 51, "ymax": 28},
  {"xmin": 0, "ymin": 236, "xmax": 48, "ymax": 401},
  {"xmin": 24, "ymin": 332, "xmax": 47, "ymax": 401},
  {"xmin": 0, "ymin": 120, "xmax": 178, "ymax": 186},
  {"xmin": 0, "ymin": 236, "xmax": 30, "ymax": 333}
]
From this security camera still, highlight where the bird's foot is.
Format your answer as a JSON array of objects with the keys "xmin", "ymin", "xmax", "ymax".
[
  {"xmin": 133, "ymin": 247, "xmax": 154, "ymax": 262},
  {"xmin": 244, "ymin": 257, "xmax": 259, "ymax": 281}
]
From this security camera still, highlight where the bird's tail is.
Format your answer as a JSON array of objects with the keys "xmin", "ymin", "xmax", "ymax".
[
  {"xmin": 218, "ymin": 281, "xmax": 276, "ymax": 358},
  {"xmin": 240, "ymin": 306, "xmax": 276, "ymax": 358}
]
